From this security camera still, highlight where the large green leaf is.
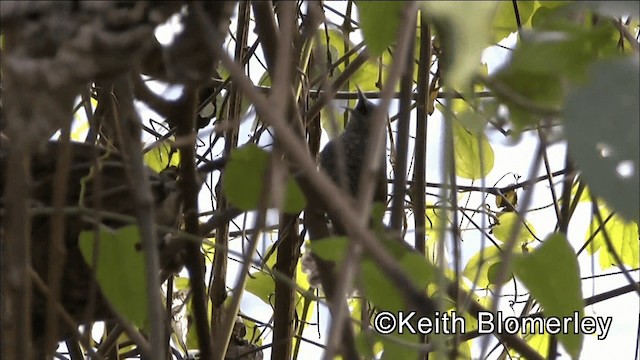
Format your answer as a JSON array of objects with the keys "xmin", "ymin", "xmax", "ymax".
[
  {"xmin": 513, "ymin": 233, "xmax": 584, "ymax": 359},
  {"xmin": 356, "ymin": 2, "xmax": 404, "ymax": 57},
  {"xmin": 246, "ymin": 245, "xmax": 315, "ymax": 323},
  {"xmin": 245, "ymin": 271, "xmax": 275, "ymax": 307},
  {"xmin": 222, "ymin": 144, "xmax": 306, "ymax": 213},
  {"xmin": 463, "ymin": 246, "xmax": 514, "ymax": 289},
  {"xmin": 222, "ymin": 144, "xmax": 268, "ymax": 211},
  {"xmin": 492, "ymin": 16, "xmax": 620, "ymax": 129},
  {"xmin": 421, "ymin": 2, "xmax": 497, "ymax": 89},
  {"xmin": 78, "ymin": 225, "xmax": 149, "ymax": 329},
  {"xmin": 565, "ymin": 57, "xmax": 640, "ymax": 222},
  {"xmin": 359, "ymin": 241, "xmax": 437, "ymax": 359},
  {"xmin": 491, "ymin": 1, "xmax": 536, "ymax": 42},
  {"xmin": 308, "ymin": 236, "xmax": 350, "ymax": 262},
  {"xmin": 452, "ymin": 118, "xmax": 495, "ymax": 180},
  {"xmin": 586, "ymin": 210, "xmax": 639, "ymax": 269}
]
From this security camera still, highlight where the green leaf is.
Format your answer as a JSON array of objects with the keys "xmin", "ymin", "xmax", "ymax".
[
  {"xmin": 245, "ymin": 272, "xmax": 275, "ymax": 307},
  {"xmin": 380, "ymin": 330, "xmax": 420, "ymax": 360},
  {"xmin": 361, "ymin": 259, "xmax": 402, "ymax": 311},
  {"xmin": 492, "ymin": 212, "xmax": 536, "ymax": 245},
  {"xmin": 565, "ymin": 57, "xmax": 640, "ymax": 222},
  {"xmin": 492, "ymin": 69, "xmax": 564, "ymax": 129},
  {"xmin": 424, "ymin": 206, "xmax": 446, "ymax": 260},
  {"xmin": 312, "ymin": 29, "xmax": 352, "ymax": 76},
  {"xmin": 241, "ymin": 317, "xmax": 263, "ymax": 345},
  {"xmin": 492, "ymin": 18, "xmax": 620, "ymax": 129},
  {"xmin": 222, "ymin": 144, "xmax": 306, "ymax": 212},
  {"xmin": 586, "ymin": 211, "xmax": 639, "ymax": 269},
  {"xmin": 399, "ymin": 251, "xmax": 436, "ymax": 288},
  {"xmin": 513, "ymin": 233, "xmax": 584, "ymax": 359},
  {"xmin": 371, "ymin": 249, "xmax": 437, "ymax": 360},
  {"xmin": 356, "ymin": 2, "xmax": 404, "ymax": 56},
  {"xmin": 223, "ymin": 144, "xmax": 268, "ymax": 211},
  {"xmin": 452, "ymin": 118, "xmax": 495, "ymax": 180},
  {"xmin": 143, "ymin": 141, "xmax": 179, "ymax": 173},
  {"xmin": 487, "ymin": 261, "xmax": 511, "ymax": 286},
  {"xmin": 283, "ymin": 174, "xmax": 306, "ymax": 213},
  {"xmin": 463, "ymin": 246, "xmax": 517, "ymax": 289},
  {"xmin": 308, "ymin": 236, "xmax": 349, "ymax": 262},
  {"xmin": 350, "ymin": 57, "xmax": 385, "ymax": 92},
  {"xmin": 78, "ymin": 225, "xmax": 149, "ymax": 329},
  {"xmin": 421, "ymin": 2, "xmax": 498, "ymax": 89},
  {"xmin": 492, "ymin": 1, "xmax": 536, "ymax": 42}
]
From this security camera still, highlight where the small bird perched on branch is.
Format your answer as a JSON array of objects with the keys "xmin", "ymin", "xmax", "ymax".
[
  {"xmin": 319, "ymin": 89, "xmax": 387, "ymax": 208},
  {"xmin": 303, "ymin": 89, "xmax": 387, "ymax": 360}
]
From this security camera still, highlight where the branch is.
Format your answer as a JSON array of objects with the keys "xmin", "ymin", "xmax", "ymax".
[{"xmin": 110, "ymin": 75, "xmax": 166, "ymax": 359}]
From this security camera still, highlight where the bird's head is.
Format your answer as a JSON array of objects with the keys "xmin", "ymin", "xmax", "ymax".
[{"xmin": 345, "ymin": 88, "xmax": 376, "ymax": 134}]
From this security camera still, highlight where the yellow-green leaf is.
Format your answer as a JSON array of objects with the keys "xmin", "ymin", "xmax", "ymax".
[
  {"xmin": 453, "ymin": 118, "xmax": 494, "ymax": 180},
  {"xmin": 513, "ymin": 233, "xmax": 584, "ymax": 359},
  {"xmin": 143, "ymin": 141, "xmax": 180, "ymax": 173},
  {"xmin": 356, "ymin": 1, "xmax": 404, "ymax": 57},
  {"xmin": 308, "ymin": 236, "xmax": 349, "ymax": 262},
  {"xmin": 222, "ymin": 144, "xmax": 306, "ymax": 212},
  {"xmin": 78, "ymin": 225, "xmax": 149, "ymax": 329},
  {"xmin": 586, "ymin": 212, "xmax": 639, "ymax": 269},
  {"xmin": 421, "ymin": 2, "xmax": 497, "ymax": 89},
  {"xmin": 492, "ymin": 212, "xmax": 536, "ymax": 245}
]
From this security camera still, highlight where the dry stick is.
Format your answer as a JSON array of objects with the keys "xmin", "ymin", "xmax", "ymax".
[
  {"xmin": 199, "ymin": 10, "xmax": 544, "ymax": 360},
  {"xmin": 442, "ymin": 90, "xmax": 465, "ymax": 358},
  {"xmin": 264, "ymin": 3, "xmax": 308, "ymax": 360},
  {"xmin": 111, "ymin": 76, "xmax": 166, "ymax": 360},
  {"xmin": 412, "ymin": 21, "xmax": 431, "ymax": 242},
  {"xmin": 82, "ymin": 126, "xmax": 106, "ymax": 352},
  {"xmin": 44, "ymin": 125, "xmax": 72, "ymax": 355},
  {"xmin": 66, "ymin": 339, "xmax": 84, "ymax": 360},
  {"xmin": 208, "ymin": 4, "xmax": 248, "ymax": 358},
  {"xmin": 174, "ymin": 88, "xmax": 213, "ymax": 358},
  {"xmin": 2, "ymin": 138, "xmax": 32, "ymax": 359},
  {"xmin": 252, "ymin": 1, "xmax": 279, "ymax": 74},
  {"xmin": 389, "ymin": 14, "xmax": 416, "ymax": 232},
  {"xmin": 324, "ymin": 3, "xmax": 419, "ymax": 359},
  {"xmin": 413, "ymin": 26, "xmax": 431, "ymax": 360},
  {"xmin": 97, "ymin": 324, "xmax": 125, "ymax": 357},
  {"xmin": 211, "ymin": 165, "xmax": 272, "ymax": 360},
  {"xmin": 612, "ymin": 18, "xmax": 640, "ymax": 52},
  {"xmin": 411, "ymin": 169, "xmax": 568, "ymax": 196},
  {"xmin": 538, "ymin": 122, "xmax": 563, "ymax": 224}
]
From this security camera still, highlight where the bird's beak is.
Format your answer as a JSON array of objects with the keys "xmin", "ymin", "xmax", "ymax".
[{"xmin": 356, "ymin": 86, "xmax": 367, "ymax": 105}]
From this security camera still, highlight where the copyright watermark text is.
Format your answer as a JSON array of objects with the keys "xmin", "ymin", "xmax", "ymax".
[{"xmin": 373, "ymin": 311, "xmax": 612, "ymax": 339}]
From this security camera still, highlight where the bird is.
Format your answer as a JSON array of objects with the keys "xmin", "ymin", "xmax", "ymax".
[
  {"xmin": 318, "ymin": 88, "xmax": 387, "ymax": 207},
  {"xmin": 306, "ymin": 89, "xmax": 387, "ymax": 360}
]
